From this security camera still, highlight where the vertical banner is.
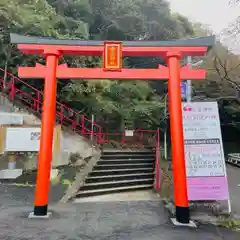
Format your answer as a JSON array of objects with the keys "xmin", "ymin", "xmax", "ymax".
[{"xmin": 182, "ymin": 102, "xmax": 230, "ymax": 201}]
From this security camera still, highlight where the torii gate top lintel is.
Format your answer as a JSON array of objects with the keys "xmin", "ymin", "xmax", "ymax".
[
  {"xmin": 11, "ymin": 33, "xmax": 214, "ymax": 57},
  {"xmin": 11, "ymin": 33, "xmax": 215, "ymax": 80}
]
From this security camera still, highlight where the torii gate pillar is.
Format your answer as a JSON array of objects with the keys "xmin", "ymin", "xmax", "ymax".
[
  {"xmin": 167, "ymin": 52, "xmax": 189, "ymax": 222},
  {"xmin": 33, "ymin": 50, "xmax": 60, "ymax": 216}
]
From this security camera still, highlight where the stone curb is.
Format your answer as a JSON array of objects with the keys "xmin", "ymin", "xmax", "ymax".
[
  {"xmin": 60, "ymin": 148, "xmax": 101, "ymax": 203},
  {"xmin": 162, "ymin": 199, "xmax": 233, "ymax": 226}
]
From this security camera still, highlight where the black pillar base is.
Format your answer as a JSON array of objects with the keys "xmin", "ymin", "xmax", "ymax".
[
  {"xmin": 176, "ymin": 206, "xmax": 190, "ymax": 224},
  {"xmin": 34, "ymin": 205, "xmax": 48, "ymax": 216}
]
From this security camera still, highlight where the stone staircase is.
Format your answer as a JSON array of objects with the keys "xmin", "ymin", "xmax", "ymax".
[{"xmin": 75, "ymin": 150, "xmax": 155, "ymax": 199}]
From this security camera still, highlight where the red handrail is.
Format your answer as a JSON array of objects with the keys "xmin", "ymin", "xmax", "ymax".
[
  {"xmin": 155, "ymin": 128, "xmax": 160, "ymax": 190},
  {"xmin": 0, "ymin": 68, "xmax": 161, "ymax": 188},
  {"xmin": 0, "ymin": 69, "xmax": 160, "ymax": 161},
  {"xmin": 0, "ymin": 68, "xmax": 102, "ymax": 141},
  {"xmin": 100, "ymin": 129, "xmax": 158, "ymax": 148}
]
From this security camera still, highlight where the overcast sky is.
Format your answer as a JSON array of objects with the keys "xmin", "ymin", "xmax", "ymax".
[{"xmin": 168, "ymin": 0, "xmax": 240, "ymax": 53}]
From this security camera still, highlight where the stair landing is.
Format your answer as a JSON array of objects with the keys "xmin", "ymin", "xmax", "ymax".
[{"xmin": 73, "ymin": 190, "xmax": 159, "ymax": 203}]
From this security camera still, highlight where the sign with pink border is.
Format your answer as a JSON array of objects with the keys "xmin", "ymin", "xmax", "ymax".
[{"xmin": 182, "ymin": 102, "xmax": 230, "ymax": 201}]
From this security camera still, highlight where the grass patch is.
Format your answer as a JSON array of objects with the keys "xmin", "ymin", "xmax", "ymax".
[{"xmin": 220, "ymin": 216, "xmax": 240, "ymax": 230}]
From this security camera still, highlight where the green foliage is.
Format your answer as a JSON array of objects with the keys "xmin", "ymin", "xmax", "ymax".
[
  {"xmin": 63, "ymin": 79, "xmax": 165, "ymax": 131},
  {"xmin": 0, "ymin": 0, "xmax": 197, "ymax": 132},
  {"xmin": 220, "ymin": 215, "xmax": 240, "ymax": 230}
]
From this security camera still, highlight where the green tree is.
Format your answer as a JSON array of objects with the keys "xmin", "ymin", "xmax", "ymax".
[{"xmin": 0, "ymin": 0, "xmax": 197, "ymax": 133}]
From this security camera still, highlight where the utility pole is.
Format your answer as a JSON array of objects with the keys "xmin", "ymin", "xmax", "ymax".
[
  {"xmin": 186, "ymin": 57, "xmax": 203, "ymax": 102},
  {"xmin": 186, "ymin": 56, "xmax": 192, "ymax": 102}
]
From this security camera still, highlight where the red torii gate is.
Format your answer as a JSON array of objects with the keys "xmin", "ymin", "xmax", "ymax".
[{"xmin": 11, "ymin": 33, "xmax": 214, "ymax": 224}]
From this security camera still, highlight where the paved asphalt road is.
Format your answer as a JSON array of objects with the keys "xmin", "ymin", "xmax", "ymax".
[
  {"xmin": 0, "ymin": 201, "xmax": 239, "ymax": 240},
  {"xmin": 0, "ymin": 164, "xmax": 239, "ymax": 240},
  {"xmin": 226, "ymin": 164, "xmax": 240, "ymax": 216},
  {"xmin": 0, "ymin": 184, "xmax": 239, "ymax": 240}
]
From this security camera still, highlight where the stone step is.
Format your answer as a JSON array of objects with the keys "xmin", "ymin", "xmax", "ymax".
[
  {"xmin": 97, "ymin": 159, "xmax": 155, "ymax": 165},
  {"xmin": 85, "ymin": 173, "xmax": 154, "ymax": 183},
  {"xmin": 102, "ymin": 150, "xmax": 154, "ymax": 156},
  {"xmin": 89, "ymin": 168, "xmax": 154, "ymax": 176},
  {"xmin": 101, "ymin": 154, "xmax": 155, "ymax": 160},
  {"xmin": 80, "ymin": 178, "xmax": 153, "ymax": 191},
  {"xmin": 93, "ymin": 163, "xmax": 154, "ymax": 170},
  {"xmin": 75, "ymin": 184, "xmax": 153, "ymax": 198}
]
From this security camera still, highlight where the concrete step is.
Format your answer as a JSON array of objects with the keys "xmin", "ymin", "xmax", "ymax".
[
  {"xmin": 85, "ymin": 173, "xmax": 154, "ymax": 183},
  {"xmin": 102, "ymin": 151, "xmax": 154, "ymax": 156},
  {"xmin": 101, "ymin": 154, "xmax": 155, "ymax": 160},
  {"xmin": 80, "ymin": 178, "xmax": 154, "ymax": 191},
  {"xmin": 89, "ymin": 168, "xmax": 154, "ymax": 176},
  {"xmin": 0, "ymin": 106, "xmax": 13, "ymax": 112},
  {"xmin": 75, "ymin": 184, "xmax": 153, "ymax": 198},
  {"xmin": 97, "ymin": 159, "xmax": 155, "ymax": 165},
  {"xmin": 93, "ymin": 163, "xmax": 154, "ymax": 170}
]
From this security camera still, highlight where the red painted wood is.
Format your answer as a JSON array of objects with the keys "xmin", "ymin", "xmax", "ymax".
[
  {"xmin": 18, "ymin": 44, "xmax": 208, "ymax": 57},
  {"xmin": 18, "ymin": 66, "xmax": 205, "ymax": 80},
  {"xmin": 15, "ymin": 40, "xmax": 210, "ymax": 220},
  {"xmin": 34, "ymin": 54, "xmax": 59, "ymax": 208},
  {"xmin": 167, "ymin": 53, "xmax": 188, "ymax": 210}
]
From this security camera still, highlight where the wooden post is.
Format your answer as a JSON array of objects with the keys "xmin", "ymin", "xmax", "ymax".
[
  {"xmin": 167, "ymin": 52, "xmax": 189, "ymax": 224},
  {"xmin": 34, "ymin": 50, "xmax": 60, "ymax": 216}
]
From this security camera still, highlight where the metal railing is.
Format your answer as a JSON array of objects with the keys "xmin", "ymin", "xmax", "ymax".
[
  {"xmin": 226, "ymin": 153, "xmax": 240, "ymax": 167},
  {"xmin": 0, "ymin": 68, "xmax": 102, "ymax": 142},
  {"xmin": 100, "ymin": 129, "xmax": 158, "ymax": 148},
  {"xmin": 0, "ymin": 68, "xmax": 162, "ymax": 188}
]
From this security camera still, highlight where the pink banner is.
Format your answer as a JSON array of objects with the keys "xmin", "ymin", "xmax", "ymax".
[{"xmin": 187, "ymin": 176, "xmax": 229, "ymax": 201}]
